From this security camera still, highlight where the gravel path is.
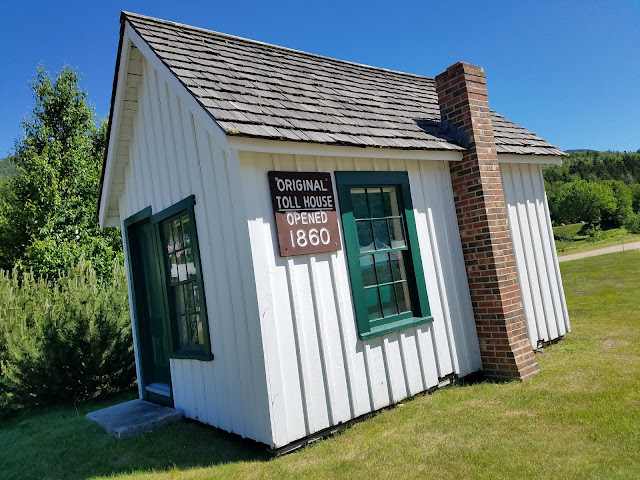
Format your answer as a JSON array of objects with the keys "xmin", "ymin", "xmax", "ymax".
[{"xmin": 557, "ymin": 241, "xmax": 640, "ymax": 262}]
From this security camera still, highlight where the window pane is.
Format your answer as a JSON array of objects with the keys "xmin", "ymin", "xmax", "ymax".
[
  {"xmin": 169, "ymin": 253, "xmax": 178, "ymax": 282},
  {"xmin": 374, "ymin": 252, "xmax": 392, "ymax": 284},
  {"xmin": 372, "ymin": 219, "xmax": 390, "ymax": 250},
  {"xmin": 181, "ymin": 215, "xmax": 191, "ymax": 248},
  {"xmin": 174, "ymin": 285, "xmax": 186, "ymax": 315},
  {"xmin": 395, "ymin": 281, "xmax": 412, "ymax": 313},
  {"xmin": 172, "ymin": 218, "xmax": 183, "ymax": 251},
  {"xmin": 351, "ymin": 188, "xmax": 369, "ymax": 219},
  {"xmin": 388, "ymin": 217, "xmax": 406, "ymax": 249},
  {"xmin": 193, "ymin": 284, "xmax": 201, "ymax": 312},
  {"xmin": 360, "ymin": 255, "xmax": 377, "ymax": 287},
  {"xmin": 382, "ymin": 187, "xmax": 393, "ymax": 217},
  {"xmin": 379, "ymin": 284, "xmax": 398, "ymax": 317},
  {"xmin": 389, "ymin": 251, "xmax": 405, "ymax": 281},
  {"xmin": 364, "ymin": 287, "xmax": 382, "ymax": 321},
  {"xmin": 196, "ymin": 314, "xmax": 204, "ymax": 344},
  {"xmin": 177, "ymin": 315, "xmax": 190, "ymax": 346},
  {"xmin": 367, "ymin": 188, "xmax": 385, "ymax": 218},
  {"xmin": 164, "ymin": 222, "xmax": 174, "ymax": 255},
  {"xmin": 356, "ymin": 220, "xmax": 374, "ymax": 252},
  {"xmin": 188, "ymin": 314, "xmax": 198, "ymax": 344},
  {"xmin": 185, "ymin": 248, "xmax": 197, "ymax": 280},
  {"xmin": 176, "ymin": 250, "xmax": 187, "ymax": 282},
  {"xmin": 185, "ymin": 282, "xmax": 195, "ymax": 312},
  {"xmin": 382, "ymin": 187, "xmax": 400, "ymax": 216}
]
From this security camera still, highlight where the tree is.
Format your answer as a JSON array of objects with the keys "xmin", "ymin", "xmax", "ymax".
[
  {"xmin": 631, "ymin": 184, "xmax": 640, "ymax": 214},
  {"xmin": 601, "ymin": 180, "xmax": 633, "ymax": 228},
  {"xmin": 0, "ymin": 66, "xmax": 121, "ymax": 279},
  {"xmin": 554, "ymin": 180, "xmax": 616, "ymax": 225}
]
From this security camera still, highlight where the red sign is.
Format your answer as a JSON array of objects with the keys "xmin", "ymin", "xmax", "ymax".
[{"xmin": 268, "ymin": 171, "xmax": 342, "ymax": 257}]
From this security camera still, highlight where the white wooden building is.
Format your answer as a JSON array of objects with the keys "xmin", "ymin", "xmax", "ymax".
[{"xmin": 98, "ymin": 12, "xmax": 570, "ymax": 450}]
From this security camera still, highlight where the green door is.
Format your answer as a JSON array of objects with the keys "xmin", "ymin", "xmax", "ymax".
[{"xmin": 128, "ymin": 219, "xmax": 173, "ymax": 406}]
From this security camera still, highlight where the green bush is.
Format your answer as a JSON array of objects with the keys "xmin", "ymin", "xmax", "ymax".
[
  {"xmin": 625, "ymin": 213, "xmax": 640, "ymax": 234},
  {"xmin": 0, "ymin": 260, "xmax": 135, "ymax": 412},
  {"xmin": 554, "ymin": 180, "xmax": 616, "ymax": 225},
  {"xmin": 601, "ymin": 180, "xmax": 633, "ymax": 228},
  {"xmin": 19, "ymin": 236, "xmax": 123, "ymax": 284}
]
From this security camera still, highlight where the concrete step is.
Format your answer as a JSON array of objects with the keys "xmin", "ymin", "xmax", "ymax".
[{"xmin": 86, "ymin": 399, "xmax": 182, "ymax": 439}]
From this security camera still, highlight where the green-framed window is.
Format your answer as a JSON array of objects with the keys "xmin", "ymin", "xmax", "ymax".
[
  {"xmin": 151, "ymin": 196, "xmax": 213, "ymax": 360},
  {"xmin": 335, "ymin": 171, "xmax": 433, "ymax": 339}
]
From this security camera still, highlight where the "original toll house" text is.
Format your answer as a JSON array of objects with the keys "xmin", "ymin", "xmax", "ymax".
[{"xmin": 268, "ymin": 171, "xmax": 341, "ymax": 256}]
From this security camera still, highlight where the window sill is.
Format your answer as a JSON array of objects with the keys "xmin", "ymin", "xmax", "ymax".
[
  {"xmin": 359, "ymin": 315, "xmax": 434, "ymax": 340},
  {"xmin": 169, "ymin": 351, "xmax": 214, "ymax": 361}
]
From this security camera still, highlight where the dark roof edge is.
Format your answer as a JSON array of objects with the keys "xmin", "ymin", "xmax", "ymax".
[
  {"xmin": 225, "ymin": 132, "xmax": 466, "ymax": 151},
  {"xmin": 122, "ymin": 11, "xmax": 436, "ymax": 83},
  {"xmin": 96, "ymin": 11, "xmax": 128, "ymax": 224},
  {"xmin": 497, "ymin": 152, "xmax": 567, "ymax": 158}
]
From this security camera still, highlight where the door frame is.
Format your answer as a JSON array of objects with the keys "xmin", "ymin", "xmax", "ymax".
[{"xmin": 123, "ymin": 206, "xmax": 175, "ymax": 406}]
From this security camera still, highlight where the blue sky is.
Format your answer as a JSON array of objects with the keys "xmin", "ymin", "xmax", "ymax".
[{"xmin": 1, "ymin": 0, "xmax": 638, "ymax": 157}]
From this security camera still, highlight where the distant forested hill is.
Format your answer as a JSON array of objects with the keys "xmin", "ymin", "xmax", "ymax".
[
  {"xmin": 543, "ymin": 150, "xmax": 640, "ymax": 185},
  {"xmin": 0, "ymin": 157, "xmax": 18, "ymax": 178}
]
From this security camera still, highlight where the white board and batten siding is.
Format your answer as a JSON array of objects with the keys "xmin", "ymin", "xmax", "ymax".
[
  {"xmin": 500, "ymin": 162, "xmax": 570, "ymax": 347},
  {"xmin": 116, "ymin": 52, "xmax": 272, "ymax": 445},
  {"xmin": 240, "ymin": 151, "xmax": 482, "ymax": 448}
]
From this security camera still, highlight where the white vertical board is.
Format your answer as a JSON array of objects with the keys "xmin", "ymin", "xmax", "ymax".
[
  {"xmin": 500, "ymin": 162, "xmax": 571, "ymax": 346},
  {"xmin": 239, "ymin": 151, "xmax": 482, "ymax": 448},
  {"xmin": 117, "ymin": 56, "xmax": 271, "ymax": 444}
]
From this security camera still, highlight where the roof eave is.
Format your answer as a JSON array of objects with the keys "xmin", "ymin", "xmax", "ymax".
[
  {"xmin": 497, "ymin": 153, "xmax": 564, "ymax": 165},
  {"xmin": 226, "ymin": 135, "xmax": 465, "ymax": 161},
  {"xmin": 96, "ymin": 12, "xmax": 128, "ymax": 227}
]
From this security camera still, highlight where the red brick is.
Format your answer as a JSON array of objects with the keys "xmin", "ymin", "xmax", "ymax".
[{"xmin": 435, "ymin": 62, "xmax": 539, "ymax": 381}]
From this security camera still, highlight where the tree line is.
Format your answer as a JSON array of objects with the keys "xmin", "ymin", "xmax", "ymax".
[{"xmin": 543, "ymin": 150, "xmax": 640, "ymax": 232}]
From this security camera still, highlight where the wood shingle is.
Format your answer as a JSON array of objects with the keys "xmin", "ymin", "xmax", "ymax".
[{"xmin": 124, "ymin": 12, "xmax": 563, "ymax": 156}]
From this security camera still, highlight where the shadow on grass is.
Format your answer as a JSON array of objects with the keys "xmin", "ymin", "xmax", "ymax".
[
  {"xmin": 554, "ymin": 223, "xmax": 590, "ymax": 243},
  {"xmin": 0, "ymin": 390, "xmax": 270, "ymax": 480}
]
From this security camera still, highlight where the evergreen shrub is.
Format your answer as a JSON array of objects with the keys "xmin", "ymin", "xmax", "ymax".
[{"xmin": 0, "ymin": 260, "xmax": 135, "ymax": 412}]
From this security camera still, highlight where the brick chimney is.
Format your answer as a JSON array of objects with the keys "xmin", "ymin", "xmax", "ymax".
[{"xmin": 435, "ymin": 62, "xmax": 539, "ymax": 380}]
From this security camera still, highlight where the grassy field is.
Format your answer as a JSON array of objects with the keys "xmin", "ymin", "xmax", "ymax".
[
  {"xmin": 554, "ymin": 223, "xmax": 640, "ymax": 256},
  {"xmin": 1, "ymin": 251, "xmax": 639, "ymax": 479}
]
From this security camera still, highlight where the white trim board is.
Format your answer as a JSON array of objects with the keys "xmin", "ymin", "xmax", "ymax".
[
  {"xmin": 227, "ymin": 137, "xmax": 464, "ymax": 161},
  {"xmin": 498, "ymin": 154, "xmax": 563, "ymax": 165},
  {"xmin": 99, "ymin": 35, "xmax": 133, "ymax": 228}
]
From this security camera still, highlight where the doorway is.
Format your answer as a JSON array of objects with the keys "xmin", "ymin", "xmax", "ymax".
[{"xmin": 127, "ymin": 217, "xmax": 173, "ymax": 406}]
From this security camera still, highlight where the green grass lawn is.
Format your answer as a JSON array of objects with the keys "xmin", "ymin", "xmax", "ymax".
[
  {"xmin": 554, "ymin": 223, "xmax": 640, "ymax": 256},
  {"xmin": 2, "ymin": 251, "xmax": 639, "ymax": 480}
]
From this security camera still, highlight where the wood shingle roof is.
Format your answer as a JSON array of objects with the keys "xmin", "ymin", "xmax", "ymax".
[{"xmin": 124, "ymin": 12, "xmax": 564, "ymax": 156}]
